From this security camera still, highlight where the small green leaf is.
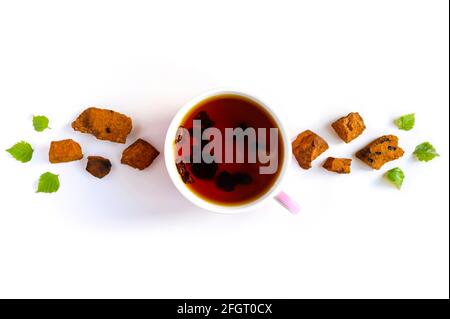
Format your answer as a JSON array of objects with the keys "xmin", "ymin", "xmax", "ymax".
[
  {"xmin": 385, "ymin": 167, "xmax": 405, "ymax": 189},
  {"xmin": 414, "ymin": 142, "xmax": 439, "ymax": 162},
  {"xmin": 395, "ymin": 113, "xmax": 415, "ymax": 131},
  {"xmin": 6, "ymin": 141, "xmax": 34, "ymax": 163},
  {"xmin": 37, "ymin": 172, "xmax": 60, "ymax": 193},
  {"xmin": 32, "ymin": 115, "xmax": 50, "ymax": 132}
]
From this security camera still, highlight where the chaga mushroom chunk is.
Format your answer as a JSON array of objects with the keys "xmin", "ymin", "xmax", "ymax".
[
  {"xmin": 176, "ymin": 162, "xmax": 194, "ymax": 184},
  {"xmin": 215, "ymin": 171, "xmax": 235, "ymax": 192},
  {"xmin": 292, "ymin": 130, "xmax": 329, "ymax": 169},
  {"xmin": 214, "ymin": 171, "xmax": 253, "ymax": 192},
  {"xmin": 121, "ymin": 138, "xmax": 160, "ymax": 170},
  {"xmin": 356, "ymin": 135, "xmax": 404, "ymax": 169},
  {"xmin": 190, "ymin": 162, "xmax": 218, "ymax": 180},
  {"xmin": 323, "ymin": 157, "xmax": 352, "ymax": 174},
  {"xmin": 193, "ymin": 111, "xmax": 215, "ymax": 128},
  {"xmin": 72, "ymin": 107, "xmax": 132, "ymax": 144},
  {"xmin": 49, "ymin": 139, "xmax": 83, "ymax": 163},
  {"xmin": 331, "ymin": 112, "xmax": 366, "ymax": 143},
  {"xmin": 86, "ymin": 156, "xmax": 112, "ymax": 178}
]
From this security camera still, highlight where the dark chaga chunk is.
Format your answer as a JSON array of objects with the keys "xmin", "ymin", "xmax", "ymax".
[
  {"xmin": 194, "ymin": 111, "xmax": 215, "ymax": 128},
  {"xmin": 236, "ymin": 122, "xmax": 249, "ymax": 130},
  {"xmin": 233, "ymin": 122, "xmax": 256, "ymax": 145},
  {"xmin": 233, "ymin": 172, "xmax": 252, "ymax": 185},
  {"xmin": 190, "ymin": 162, "xmax": 218, "ymax": 180},
  {"xmin": 215, "ymin": 171, "xmax": 235, "ymax": 192},
  {"xmin": 215, "ymin": 171, "xmax": 253, "ymax": 192},
  {"xmin": 176, "ymin": 161, "xmax": 194, "ymax": 184},
  {"xmin": 86, "ymin": 156, "xmax": 112, "ymax": 178},
  {"xmin": 175, "ymin": 126, "xmax": 187, "ymax": 144},
  {"xmin": 188, "ymin": 111, "xmax": 215, "ymax": 147}
]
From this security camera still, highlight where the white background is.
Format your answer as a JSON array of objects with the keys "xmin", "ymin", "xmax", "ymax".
[{"xmin": 0, "ymin": 0, "xmax": 448, "ymax": 299}]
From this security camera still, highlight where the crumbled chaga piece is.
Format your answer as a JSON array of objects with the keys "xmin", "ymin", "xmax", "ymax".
[
  {"xmin": 331, "ymin": 112, "xmax": 366, "ymax": 143},
  {"xmin": 190, "ymin": 162, "xmax": 218, "ymax": 180},
  {"xmin": 215, "ymin": 171, "xmax": 235, "ymax": 192},
  {"xmin": 175, "ymin": 126, "xmax": 187, "ymax": 144},
  {"xmin": 86, "ymin": 156, "xmax": 112, "ymax": 178},
  {"xmin": 323, "ymin": 157, "xmax": 352, "ymax": 174},
  {"xmin": 215, "ymin": 171, "xmax": 253, "ymax": 192},
  {"xmin": 233, "ymin": 172, "xmax": 252, "ymax": 185},
  {"xmin": 187, "ymin": 111, "xmax": 215, "ymax": 137},
  {"xmin": 235, "ymin": 122, "xmax": 249, "ymax": 130},
  {"xmin": 176, "ymin": 162, "xmax": 194, "ymax": 184},
  {"xmin": 49, "ymin": 139, "xmax": 83, "ymax": 163},
  {"xmin": 356, "ymin": 135, "xmax": 404, "ymax": 169},
  {"xmin": 292, "ymin": 130, "xmax": 329, "ymax": 169},
  {"xmin": 72, "ymin": 107, "xmax": 132, "ymax": 144},
  {"xmin": 121, "ymin": 138, "xmax": 159, "ymax": 170},
  {"xmin": 193, "ymin": 111, "xmax": 215, "ymax": 128}
]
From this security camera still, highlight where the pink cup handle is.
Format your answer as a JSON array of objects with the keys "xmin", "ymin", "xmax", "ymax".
[{"xmin": 275, "ymin": 191, "xmax": 300, "ymax": 214}]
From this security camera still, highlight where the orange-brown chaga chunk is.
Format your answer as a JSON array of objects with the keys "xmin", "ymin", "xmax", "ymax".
[
  {"xmin": 323, "ymin": 157, "xmax": 352, "ymax": 174},
  {"xmin": 121, "ymin": 138, "xmax": 160, "ymax": 170},
  {"xmin": 49, "ymin": 139, "xmax": 83, "ymax": 163},
  {"xmin": 292, "ymin": 130, "xmax": 329, "ymax": 169},
  {"xmin": 331, "ymin": 112, "xmax": 366, "ymax": 143},
  {"xmin": 72, "ymin": 107, "xmax": 132, "ymax": 144},
  {"xmin": 356, "ymin": 135, "xmax": 404, "ymax": 169},
  {"xmin": 86, "ymin": 156, "xmax": 112, "ymax": 179}
]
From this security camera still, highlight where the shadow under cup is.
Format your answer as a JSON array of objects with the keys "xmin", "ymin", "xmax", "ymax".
[{"xmin": 165, "ymin": 91, "xmax": 291, "ymax": 213}]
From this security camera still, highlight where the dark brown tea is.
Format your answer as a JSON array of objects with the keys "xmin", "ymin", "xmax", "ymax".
[{"xmin": 174, "ymin": 94, "xmax": 284, "ymax": 206}]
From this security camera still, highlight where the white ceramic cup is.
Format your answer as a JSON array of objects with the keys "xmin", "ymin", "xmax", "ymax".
[{"xmin": 164, "ymin": 89, "xmax": 292, "ymax": 214}]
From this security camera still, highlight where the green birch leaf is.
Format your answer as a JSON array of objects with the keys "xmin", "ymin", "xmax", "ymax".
[
  {"xmin": 6, "ymin": 141, "xmax": 34, "ymax": 163},
  {"xmin": 385, "ymin": 167, "xmax": 405, "ymax": 190},
  {"xmin": 33, "ymin": 115, "xmax": 50, "ymax": 132},
  {"xmin": 394, "ymin": 113, "xmax": 415, "ymax": 131},
  {"xmin": 37, "ymin": 172, "xmax": 60, "ymax": 193},
  {"xmin": 414, "ymin": 142, "xmax": 439, "ymax": 162}
]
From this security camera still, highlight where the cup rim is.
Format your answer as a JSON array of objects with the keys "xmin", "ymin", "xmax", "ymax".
[{"xmin": 164, "ymin": 88, "xmax": 291, "ymax": 214}]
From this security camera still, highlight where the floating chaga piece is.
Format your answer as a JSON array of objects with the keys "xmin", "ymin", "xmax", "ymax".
[
  {"xmin": 292, "ymin": 130, "xmax": 329, "ymax": 169},
  {"xmin": 235, "ymin": 122, "xmax": 249, "ymax": 130},
  {"xmin": 356, "ymin": 135, "xmax": 404, "ymax": 169},
  {"xmin": 86, "ymin": 156, "xmax": 112, "ymax": 178},
  {"xmin": 72, "ymin": 107, "xmax": 132, "ymax": 144},
  {"xmin": 187, "ymin": 111, "xmax": 215, "ymax": 140},
  {"xmin": 49, "ymin": 139, "xmax": 83, "ymax": 163},
  {"xmin": 215, "ymin": 171, "xmax": 253, "ymax": 192},
  {"xmin": 233, "ymin": 172, "xmax": 252, "ymax": 185},
  {"xmin": 190, "ymin": 162, "xmax": 218, "ymax": 180},
  {"xmin": 176, "ymin": 162, "xmax": 194, "ymax": 184},
  {"xmin": 121, "ymin": 138, "xmax": 159, "ymax": 170},
  {"xmin": 323, "ymin": 157, "xmax": 352, "ymax": 174},
  {"xmin": 193, "ymin": 111, "xmax": 215, "ymax": 128},
  {"xmin": 175, "ymin": 126, "xmax": 187, "ymax": 144},
  {"xmin": 331, "ymin": 112, "xmax": 366, "ymax": 143},
  {"xmin": 215, "ymin": 171, "xmax": 235, "ymax": 192}
]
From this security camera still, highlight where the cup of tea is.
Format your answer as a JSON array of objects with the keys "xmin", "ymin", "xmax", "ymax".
[{"xmin": 164, "ymin": 89, "xmax": 292, "ymax": 214}]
